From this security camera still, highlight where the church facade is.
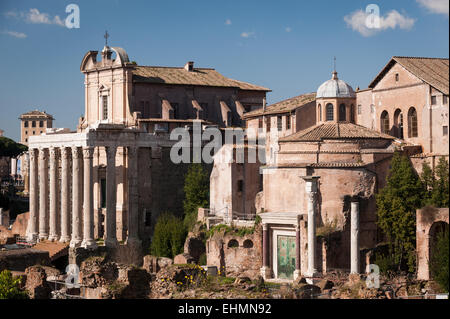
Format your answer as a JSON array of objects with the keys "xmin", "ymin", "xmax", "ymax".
[{"xmin": 25, "ymin": 44, "xmax": 269, "ymax": 250}]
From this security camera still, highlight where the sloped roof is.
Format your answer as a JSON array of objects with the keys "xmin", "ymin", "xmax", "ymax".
[
  {"xmin": 20, "ymin": 110, "xmax": 54, "ymax": 119},
  {"xmin": 243, "ymin": 93, "xmax": 316, "ymax": 119},
  {"xmin": 369, "ymin": 57, "xmax": 449, "ymax": 95},
  {"xmin": 279, "ymin": 122, "xmax": 395, "ymax": 142},
  {"xmin": 132, "ymin": 66, "xmax": 270, "ymax": 91}
]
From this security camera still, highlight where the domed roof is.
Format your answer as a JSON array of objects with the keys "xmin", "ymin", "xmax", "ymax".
[{"xmin": 316, "ymin": 71, "xmax": 355, "ymax": 98}]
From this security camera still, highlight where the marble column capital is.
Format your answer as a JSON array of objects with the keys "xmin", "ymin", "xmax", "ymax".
[
  {"xmin": 61, "ymin": 147, "xmax": 71, "ymax": 159},
  {"xmin": 29, "ymin": 148, "xmax": 38, "ymax": 161},
  {"xmin": 38, "ymin": 148, "xmax": 48, "ymax": 160},
  {"xmin": 82, "ymin": 146, "xmax": 94, "ymax": 159},
  {"xmin": 71, "ymin": 146, "xmax": 81, "ymax": 159}
]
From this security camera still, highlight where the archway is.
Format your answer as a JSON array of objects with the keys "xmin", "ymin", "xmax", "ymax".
[
  {"xmin": 394, "ymin": 109, "xmax": 404, "ymax": 139},
  {"xmin": 380, "ymin": 111, "xmax": 390, "ymax": 134},
  {"xmin": 408, "ymin": 107, "xmax": 418, "ymax": 138},
  {"xmin": 326, "ymin": 103, "xmax": 334, "ymax": 121}
]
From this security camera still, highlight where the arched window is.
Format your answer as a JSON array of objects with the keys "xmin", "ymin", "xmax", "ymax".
[
  {"xmin": 380, "ymin": 111, "xmax": 390, "ymax": 134},
  {"xmin": 228, "ymin": 239, "xmax": 239, "ymax": 248},
  {"xmin": 243, "ymin": 239, "xmax": 254, "ymax": 248},
  {"xmin": 326, "ymin": 103, "xmax": 334, "ymax": 121},
  {"xmin": 339, "ymin": 104, "xmax": 346, "ymax": 121},
  {"xmin": 318, "ymin": 104, "xmax": 322, "ymax": 122},
  {"xmin": 394, "ymin": 109, "xmax": 403, "ymax": 139},
  {"xmin": 408, "ymin": 107, "xmax": 418, "ymax": 138}
]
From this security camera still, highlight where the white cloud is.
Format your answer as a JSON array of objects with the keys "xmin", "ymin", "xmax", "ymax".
[
  {"xmin": 1, "ymin": 30, "xmax": 27, "ymax": 38},
  {"xmin": 4, "ymin": 8, "xmax": 65, "ymax": 27},
  {"xmin": 240, "ymin": 31, "xmax": 255, "ymax": 38},
  {"xmin": 285, "ymin": 27, "xmax": 292, "ymax": 32},
  {"xmin": 417, "ymin": 0, "xmax": 449, "ymax": 16},
  {"xmin": 26, "ymin": 8, "xmax": 65, "ymax": 26},
  {"xmin": 225, "ymin": 19, "xmax": 232, "ymax": 25},
  {"xmin": 344, "ymin": 9, "xmax": 415, "ymax": 37}
]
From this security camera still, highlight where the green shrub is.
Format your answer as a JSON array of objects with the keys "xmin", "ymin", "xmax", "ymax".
[
  {"xmin": 430, "ymin": 230, "xmax": 449, "ymax": 292},
  {"xmin": 183, "ymin": 164, "xmax": 209, "ymax": 231},
  {"xmin": 150, "ymin": 213, "xmax": 187, "ymax": 259},
  {"xmin": 198, "ymin": 253, "xmax": 207, "ymax": 266},
  {"xmin": 374, "ymin": 252, "xmax": 396, "ymax": 276},
  {"xmin": 0, "ymin": 270, "xmax": 28, "ymax": 299}
]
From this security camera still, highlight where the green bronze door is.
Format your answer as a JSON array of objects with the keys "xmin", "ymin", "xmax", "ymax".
[{"xmin": 277, "ymin": 235, "xmax": 296, "ymax": 279}]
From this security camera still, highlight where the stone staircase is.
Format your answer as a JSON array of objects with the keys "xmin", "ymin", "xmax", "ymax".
[{"xmin": 33, "ymin": 240, "xmax": 69, "ymax": 261}]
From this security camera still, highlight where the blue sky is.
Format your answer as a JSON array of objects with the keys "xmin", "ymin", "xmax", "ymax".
[{"xmin": 0, "ymin": 0, "xmax": 448, "ymax": 141}]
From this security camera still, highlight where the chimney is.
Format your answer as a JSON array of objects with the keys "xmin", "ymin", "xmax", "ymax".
[{"xmin": 184, "ymin": 61, "xmax": 194, "ymax": 72}]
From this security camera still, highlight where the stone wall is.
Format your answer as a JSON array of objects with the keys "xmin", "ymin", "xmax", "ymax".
[{"xmin": 206, "ymin": 227, "xmax": 262, "ymax": 279}]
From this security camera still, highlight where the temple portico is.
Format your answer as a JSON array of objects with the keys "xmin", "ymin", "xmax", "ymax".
[{"xmin": 26, "ymin": 123, "xmax": 176, "ymax": 248}]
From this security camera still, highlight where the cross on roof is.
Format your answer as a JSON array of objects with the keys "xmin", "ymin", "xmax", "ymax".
[{"xmin": 104, "ymin": 31, "xmax": 109, "ymax": 46}]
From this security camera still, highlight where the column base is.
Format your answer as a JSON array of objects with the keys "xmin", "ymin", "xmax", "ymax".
[
  {"xmin": 81, "ymin": 239, "xmax": 98, "ymax": 250},
  {"xmin": 306, "ymin": 269, "xmax": 318, "ymax": 279},
  {"xmin": 69, "ymin": 238, "xmax": 82, "ymax": 248},
  {"xmin": 293, "ymin": 269, "xmax": 302, "ymax": 280},
  {"xmin": 260, "ymin": 266, "xmax": 272, "ymax": 280},
  {"xmin": 59, "ymin": 236, "xmax": 71, "ymax": 243},
  {"xmin": 48, "ymin": 234, "xmax": 59, "ymax": 242},
  {"xmin": 38, "ymin": 234, "xmax": 48, "ymax": 241},
  {"xmin": 27, "ymin": 233, "xmax": 38, "ymax": 242},
  {"xmin": 105, "ymin": 238, "xmax": 119, "ymax": 248}
]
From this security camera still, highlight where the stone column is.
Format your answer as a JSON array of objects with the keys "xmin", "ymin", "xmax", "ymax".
[
  {"xmin": 260, "ymin": 223, "xmax": 271, "ymax": 279},
  {"xmin": 105, "ymin": 146, "xmax": 118, "ymax": 247},
  {"xmin": 294, "ymin": 223, "xmax": 301, "ymax": 280},
  {"xmin": 126, "ymin": 146, "xmax": 141, "ymax": 246},
  {"xmin": 11, "ymin": 158, "xmax": 17, "ymax": 177},
  {"xmin": 350, "ymin": 200, "xmax": 360, "ymax": 274},
  {"xmin": 302, "ymin": 176, "xmax": 319, "ymax": 277},
  {"xmin": 81, "ymin": 147, "xmax": 97, "ymax": 249},
  {"xmin": 27, "ymin": 148, "xmax": 39, "ymax": 242},
  {"xmin": 38, "ymin": 148, "xmax": 49, "ymax": 240},
  {"xmin": 70, "ymin": 147, "xmax": 82, "ymax": 248},
  {"xmin": 60, "ymin": 147, "xmax": 71, "ymax": 242},
  {"xmin": 48, "ymin": 148, "xmax": 59, "ymax": 241}
]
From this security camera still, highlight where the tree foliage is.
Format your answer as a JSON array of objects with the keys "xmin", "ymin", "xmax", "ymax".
[
  {"xmin": 150, "ymin": 213, "xmax": 187, "ymax": 259},
  {"xmin": 183, "ymin": 164, "xmax": 209, "ymax": 231},
  {"xmin": 0, "ymin": 270, "xmax": 28, "ymax": 299},
  {"xmin": 376, "ymin": 152, "xmax": 424, "ymax": 272},
  {"xmin": 0, "ymin": 136, "xmax": 27, "ymax": 158},
  {"xmin": 421, "ymin": 157, "xmax": 449, "ymax": 208},
  {"xmin": 430, "ymin": 229, "xmax": 449, "ymax": 293}
]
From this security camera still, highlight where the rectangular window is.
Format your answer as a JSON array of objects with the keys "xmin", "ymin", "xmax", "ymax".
[
  {"xmin": 444, "ymin": 126, "xmax": 448, "ymax": 136},
  {"xmin": 237, "ymin": 180, "xmax": 243, "ymax": 192},
  {"xmin": 24, "ymin": 121, "xmax": 28, "ymax": 128},
  {"xmin": 266, "ymin": 117, "xmax": 271, "ymax": 132},
  {"xmin": 32, "ymin": 121, "xmax": 36, "ymax": 127},
  {"xmin": 39, "ymin": 121, "xmax": 43, "ymax": 127},
  {"xmin": 395, "ymin": 73, "xmax": 399, "ymax": 82},
  {"xmin": 103, "ymin": 96, "xmax": 108, "ymax": 120},
  {"xmin": 444, "ymin": 96, "xmax": 448, "ymax": 105},
  {"xmin": 277, "ymin": 116, "xmax": 282, "ymax": 131},
  {"xmin": 358, "ymin": 105, "xmax": 362, "ymax": 115},
  {"xmin": 258, "ymin": 117, "xmax": 263, "ymax": 129},
  {"xmin": 100, "ymin": 178, "xmax": 106, "ymax": 208},
  {"xmin": 431, "ymin": 95, "xmax": 437, "ymax": 105},
  {"xmin": 145, "ymin": 210, "xmax": 152, "ymax": 227},
  {"xmin": 286, "ymin": 115, "xmax": 291, "ymax": 130}
]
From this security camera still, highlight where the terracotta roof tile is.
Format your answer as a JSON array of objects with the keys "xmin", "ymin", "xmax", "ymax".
[
  {"xmin": 279, "ymin": 122, "xmax": 395, "ymax": 142},
  {"xmin": 132, "ymin": 66, "xmax": 270, "ymax": 91},
  {"xmin": 243, "ymin": 93, "xmax": 316, "ymax": 118}
]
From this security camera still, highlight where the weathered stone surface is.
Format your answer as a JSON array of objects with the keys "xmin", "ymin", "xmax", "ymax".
[
  {"xmin": 158, "ymin": 257, "xmax": 173, "ymax": 269},
  {"xmin": 317, "ymin": 279, "xmax": 334, "ymax": 290},
  {"xmin": 293, "ymin": 276, "xmax": 307, "ymax": 286},
  {"xmin": 174, "ymin": 253, "xmax": 195, "ymax": 265},
  {"xmin": 24, "ymin": 265, "xmax": 56, "ymax": 299},
  {"xmin": 294, "ymin": 284, "xmax": 321, "ymax": 299},
  {"xmin": 183, "ymin": 232, "xmax": 205, "ymax": 263},
  {"xmin": 234, "ymin": 276, "xmax": 251, "ymax": 285},
  {"xmin": 0, "ymin": 248, "xmax": 51, "ymax": 272}
]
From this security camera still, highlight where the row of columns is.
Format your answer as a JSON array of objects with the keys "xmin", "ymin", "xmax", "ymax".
[
  {"xmin": 260, "ymin": 177, "xmax": 361, "ymax": 279},
  {"xmin": 27, "ymin": 145, "xmax": 141, "ymax": 249}
]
